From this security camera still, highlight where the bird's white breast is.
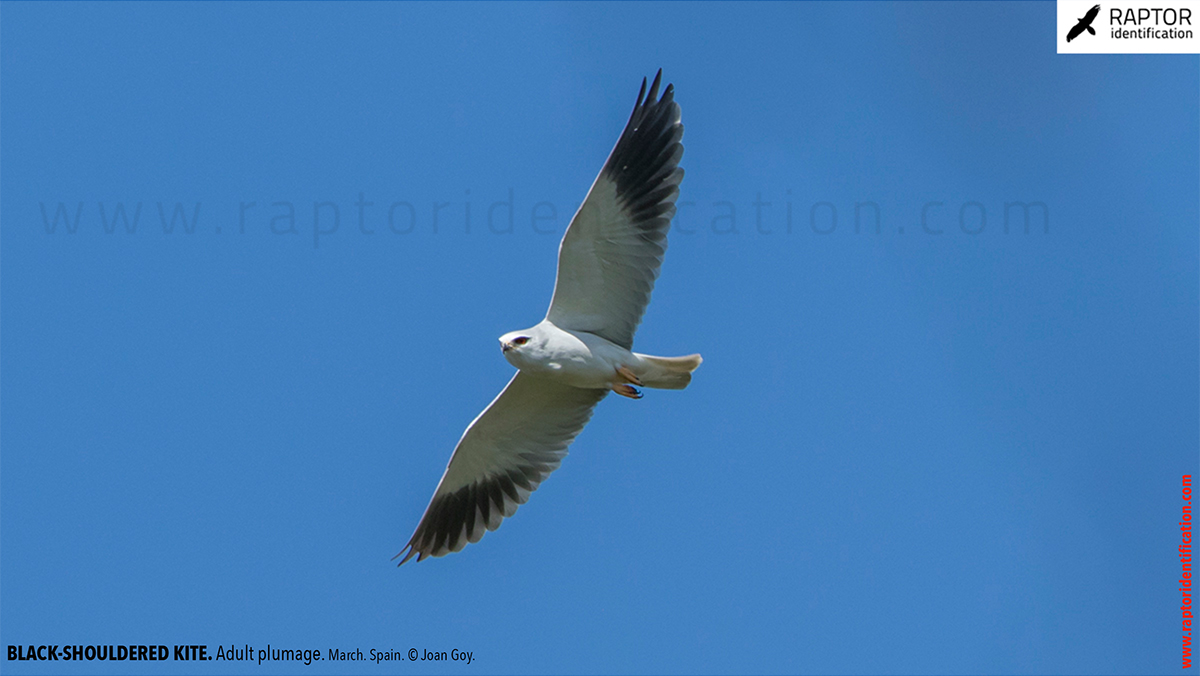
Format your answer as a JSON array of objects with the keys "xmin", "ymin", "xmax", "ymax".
[{"xmin": 505, "ymin": 320, "xmax": 630, "ymax": 390}]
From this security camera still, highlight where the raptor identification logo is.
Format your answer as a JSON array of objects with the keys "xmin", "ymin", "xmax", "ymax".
[{"xmin": 1058, "ymin": 0, "xmax": 1200, "ymax": 52}]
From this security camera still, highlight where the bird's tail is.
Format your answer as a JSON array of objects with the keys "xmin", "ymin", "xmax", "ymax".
[{"xmin": 633, "ymin": 353, "xmax": 703, "ymax": 390}]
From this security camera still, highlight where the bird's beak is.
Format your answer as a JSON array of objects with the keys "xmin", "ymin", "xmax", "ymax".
[{"xmin": 501, "ymin": 340, "xmax": 513, "ymax": 353}]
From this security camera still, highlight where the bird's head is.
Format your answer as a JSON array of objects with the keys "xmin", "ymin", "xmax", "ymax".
[
  {"xmin": 499, "ymin": 331, "xmax": 532, "ymax": 354},
  {"xmin": 499, "ymin": 329, "xmax": 542, "ymax": 368}
]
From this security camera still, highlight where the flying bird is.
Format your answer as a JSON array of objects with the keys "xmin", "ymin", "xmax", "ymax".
[
  {"xmin": 396, "ymin": 70, "xmax": 701, "ymax": 565},
  {"xmin": 1067, "ymin": 4, "xmax": 1101, "ymax": 41}
]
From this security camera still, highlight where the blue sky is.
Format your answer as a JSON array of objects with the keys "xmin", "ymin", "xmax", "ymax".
[{"xmin": 1, "ymin": 2, "xmax": 1197, "ymax": 674}]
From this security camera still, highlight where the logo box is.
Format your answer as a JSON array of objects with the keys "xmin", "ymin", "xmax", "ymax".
[{"xmin": 1058, "ymin": 0, "xmax": 1200, "ymax": 53}]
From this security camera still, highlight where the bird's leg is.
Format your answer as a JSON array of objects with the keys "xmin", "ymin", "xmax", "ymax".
[
  {"xmin": 612, "ymin": 366, "xmax": 643, "ymax": 398},
  {"xmin": 611, "ymin": 384, "xmax": 643, "ymax": 399},
  {"xmin": 616, "ymin": 366, "xmax": 643, "ymax": 386}
]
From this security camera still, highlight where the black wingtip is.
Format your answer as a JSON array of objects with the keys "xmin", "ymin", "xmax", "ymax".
[
  {"xmin": 393, "ymin": 543, "xmax": 418, "ymax": 566},
  {"xmin": 601, "ymin": 70, "xmax": 684, "ymax": 217},
  {"xmin": 647, "ymin": 69, "xmax": 663, "ymax": 103}
]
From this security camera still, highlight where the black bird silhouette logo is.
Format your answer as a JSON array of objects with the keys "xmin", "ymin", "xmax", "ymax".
[{"xmin": 1067, "ymin": 4, "xmax": 1101, "ymax": 41}]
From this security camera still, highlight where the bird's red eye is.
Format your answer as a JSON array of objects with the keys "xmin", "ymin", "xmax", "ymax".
[{"xmin": 512, "ymin": 336, "xmax": 530, "ymax": 346}]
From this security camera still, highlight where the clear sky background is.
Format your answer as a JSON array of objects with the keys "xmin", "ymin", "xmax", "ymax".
[{"xmin": 2, "ymin": 2, "xmax": 1197, "ymax": 674}]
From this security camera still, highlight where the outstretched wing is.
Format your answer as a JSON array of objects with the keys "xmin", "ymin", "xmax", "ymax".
[
  {"xmin": 1067, "ymin": 22, "xmax": 1085, "ymax": 41},
  {"xmin": 545, "ymin": 69, "xmax": 684, "ymax": 350},
  {"xmin": 396, "ymin": 372, "xmax": 607, "ymax": 564}
]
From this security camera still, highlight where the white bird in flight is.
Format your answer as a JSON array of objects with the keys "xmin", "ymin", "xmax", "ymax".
[{"xmin": 396, "ymin": 70, "xmax": 701, "ymax": 565}]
